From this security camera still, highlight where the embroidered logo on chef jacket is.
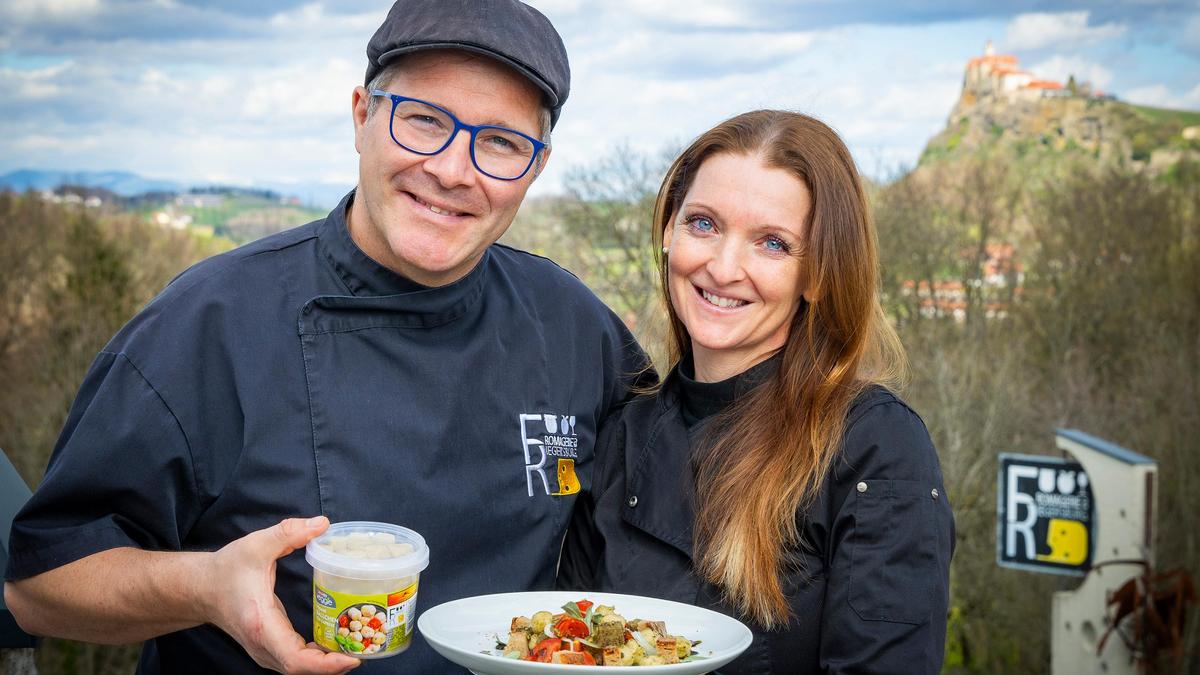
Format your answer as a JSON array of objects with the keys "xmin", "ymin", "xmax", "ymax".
[{"xmin": 519, "ymin": 413, "xmax": 581, "ymax": 497}]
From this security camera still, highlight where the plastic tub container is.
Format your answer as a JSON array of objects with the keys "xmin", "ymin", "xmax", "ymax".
[{"xmin": 306, "ymin": 521, "xmax": 430, "ymax": 658}]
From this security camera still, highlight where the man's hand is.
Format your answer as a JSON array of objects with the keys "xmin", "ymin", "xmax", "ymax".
[{"xmin": 202, "ymin": 516, "xmax": 360, "ymax": 675}]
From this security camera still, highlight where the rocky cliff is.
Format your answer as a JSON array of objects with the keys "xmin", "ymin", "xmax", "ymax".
[{"xmin": 920, "ymin": 49, "xmax": 1200, "ymax": 172}]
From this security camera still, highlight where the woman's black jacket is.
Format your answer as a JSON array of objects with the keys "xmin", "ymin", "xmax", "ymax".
[{"xmin": 558, "ymin": 369, "xmax": 955, "ymax": 674}]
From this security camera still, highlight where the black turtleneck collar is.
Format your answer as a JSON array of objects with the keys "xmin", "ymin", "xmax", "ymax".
[{"xmin": 675, "ymin": 353, "xmax": 781, "ymax": 429}]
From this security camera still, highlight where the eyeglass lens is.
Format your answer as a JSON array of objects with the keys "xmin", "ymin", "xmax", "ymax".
[{"xmin": 391, "ymin": 100, "xmax": 536, "ymax": 179}]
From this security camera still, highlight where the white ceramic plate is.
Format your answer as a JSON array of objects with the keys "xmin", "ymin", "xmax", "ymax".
[{"xmin": 417, "ymin": 591, "xmax": 753, "ymax": 675}]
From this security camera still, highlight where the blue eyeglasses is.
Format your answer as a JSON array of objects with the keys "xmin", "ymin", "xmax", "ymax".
[{"xmin": 370, "ymin": 90, "xmax": 546, "ymax": 181}]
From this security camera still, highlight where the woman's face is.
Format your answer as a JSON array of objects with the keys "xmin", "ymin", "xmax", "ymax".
[{"xmin": 664, "ymin": 152, "xmax": 812, "ymax": 380}]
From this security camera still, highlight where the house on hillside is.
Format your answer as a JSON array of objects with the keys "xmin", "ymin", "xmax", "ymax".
[{"xmin": 900, "ymin": 243, "xmax": 1024, "ymax": 321}]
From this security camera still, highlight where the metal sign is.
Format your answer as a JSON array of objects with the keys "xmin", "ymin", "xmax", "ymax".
[{"xmin": 997, "ymin": 453, "xmax": 1094, "ymax": 575}]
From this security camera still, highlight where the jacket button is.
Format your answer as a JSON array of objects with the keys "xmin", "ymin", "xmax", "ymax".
[
  {"xmin": 627, "ymin": 495, "xmax": 638, "ymax": 508},
  {"xmin": 856, "ymin": 481, "xmax": 868, "ymax": 493},
  {"xmin": 931, "ymin": 488, "xmax": 940, "ymax": 499}
]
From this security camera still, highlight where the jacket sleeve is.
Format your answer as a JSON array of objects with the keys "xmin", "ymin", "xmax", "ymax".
[
  {"xmin": 819, "ymin": 397, "xmax": 956, "ymax": 674},
  {"xmin": 557, "ymin": 408, "xmax": 626, "ymax": 591}
]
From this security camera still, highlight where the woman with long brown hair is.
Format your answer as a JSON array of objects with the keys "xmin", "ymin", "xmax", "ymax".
[{"xmin": 559, "ymin": 110, "xmax": 954, "ymax": 672}]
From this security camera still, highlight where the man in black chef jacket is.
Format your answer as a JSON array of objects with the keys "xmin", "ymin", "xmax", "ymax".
[{"xmin": 3, "ymin": 1, "xmax": 647, "ymax": 673}]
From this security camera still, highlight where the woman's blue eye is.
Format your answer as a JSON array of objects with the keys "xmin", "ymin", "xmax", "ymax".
[
  {"xmin": 764, "ymin": 236, "xmax": 789, "ymax": 253},
  {"xmin": 689, "ymin": 216, "xmax": 714, "ymax": 232}
]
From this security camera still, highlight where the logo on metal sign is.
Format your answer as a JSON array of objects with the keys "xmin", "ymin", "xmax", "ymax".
[{"xmin": 997, "ymin": 453, "xmax": 1094, "ymax": 575}]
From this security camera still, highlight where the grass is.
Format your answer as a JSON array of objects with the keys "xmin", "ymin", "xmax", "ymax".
[{"xmin": 1129, "ymin": 104, "xmax": 1200, "ymax": 128}]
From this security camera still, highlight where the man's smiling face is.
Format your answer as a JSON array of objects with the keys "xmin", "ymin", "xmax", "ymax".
[{"xmin": 348, "ymin": 49, "xmax": 548, "ymax": 287}]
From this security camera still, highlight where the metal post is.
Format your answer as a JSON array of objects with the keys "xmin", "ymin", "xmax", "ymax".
[{"xmin": 1050, "ymin": 429, "xmax": 1157, "ymax": 675}]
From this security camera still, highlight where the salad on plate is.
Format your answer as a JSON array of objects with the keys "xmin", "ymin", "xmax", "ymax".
[{"xmin": 499, "ymin": 598, "xmax": 705, "ymax": 666}]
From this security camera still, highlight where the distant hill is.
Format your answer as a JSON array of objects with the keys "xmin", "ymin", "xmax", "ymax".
[
  {"xmin": 919, "ymin": 41, "xmax": 1200, "ymax": 172},
  {"xmin": 0, "ymin": 169, "xmax": 351, "ymax": 210},
  {"xmin": 0, "ymin": 169, "xmax": 183, "ymax": 196}
]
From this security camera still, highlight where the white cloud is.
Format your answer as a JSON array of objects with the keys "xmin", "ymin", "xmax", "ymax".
[
  {"xmin": 0, "ymin": 62, "xmax": 72, "ymax": 99},
  {"xmin": 1182, "ymin": 15, "xmax": 1200, "ymax": 56},
  {"xmin": 1124, "ymin": 84, "xmax": 1191, "ymax": 109},
  {"xmin": 1028, "ymin": 55, "xmax": 1114, "ymax": 90},
  {"xmin": 240, "ymin": 57, "xmax": 360, "ymax": 123},
  {"xmin": 1, "ymin": 0, "xmax": 100, "ymax": 20},
  {"xmin": 526, "ymin": 0, "xmax": 584, "ymax": 13},
  {"xmin": 1005, "ymin": 11, "xmax": 1126, "ymax": 51},
  {"xmin": 12, "ymin": 133, "xmax": 100, "ymax": 152},
  {"xmin": 1124, "ymin": 84, "xmax": 1171, "ymax": 107},
  {"xmin": 266, "ymin": 3, "xmax": 382, "ymax": 36},
  {"xmin": 580, "ymin": 29, "xmax": 814, "ymax": 78},
  {"xmin": 621, "ymin": 0, "xmax": 759, "ymax": 29}
]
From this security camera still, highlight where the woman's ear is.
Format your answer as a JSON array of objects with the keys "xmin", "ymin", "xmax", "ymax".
[
  {"xmin": 801, "ymin": 268, "xmax": 818, "ymax": 304},
  {"xmin": 661, "ymin": 221, "xmax": 674, "ymax": 254}
]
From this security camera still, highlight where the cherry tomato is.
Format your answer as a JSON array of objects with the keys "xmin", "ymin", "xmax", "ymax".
[
  {"xmin": 554, "ymin": 617, "xmax": 590, "ymax": 639},
  {"xmin": 529, "ymin": 637, "xmax": 563, "ymax": 663},
  {"xmin": 367, "ymin": 616, "xmax": 383, "ymax": 631},
  {"xmin": 338, "ymin": 614, "xmax": 349, "ymax": 628},
  {"xmin": 575, "ymin": 599, "xmax": 593, "ymax": 614}
]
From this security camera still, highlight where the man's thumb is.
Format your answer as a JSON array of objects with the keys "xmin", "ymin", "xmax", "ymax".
[{"xmin": 268, "ymin": 515, "xmax": 328, "ymax": 555}]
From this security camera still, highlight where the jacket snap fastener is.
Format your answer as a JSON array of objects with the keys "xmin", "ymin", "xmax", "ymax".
[
  {"xmin": 627, "ymin": 495, "xmax": 638, "ymax": 508},
  {"xmin": 931, "ymin": 488, "xmax": 939, "ymax": 499},
  {"xmin": 856, "ymin": 481, "xmax": 868, "ymax": 493}
]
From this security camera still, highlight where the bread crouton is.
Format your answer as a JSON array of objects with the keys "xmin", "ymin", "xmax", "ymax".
[
  {"xmin": 656, "ymin": 636, "xmax": 679, "ymax": 664},
  {"xmin": 550, "ymin": 651, "xmax": 587, "ymax": 664},
  {"xmin": 602, "ymin": 646, "xmax": 625, "ymax": 666},
  {"xmin": 504, "ymin": 631, "xmax": 529, "ymax": 658},
  {"xmin": 641, "ymin": 620, "xmax": 668, "ymax": 636},
  {"xmin": 595, "ymin": 619, "xmax": 626, "ymax": 647}
]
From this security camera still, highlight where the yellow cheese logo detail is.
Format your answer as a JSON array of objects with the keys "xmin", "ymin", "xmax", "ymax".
[
  {"xmin": 1036, "ymin": 518, "xmax": 1089, "ymax": 565},
  {"xmin": 553, "ymin": 459, "xmax": 581, "ymax": 496}
]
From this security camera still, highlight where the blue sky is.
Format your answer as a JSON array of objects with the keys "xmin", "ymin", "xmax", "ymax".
[{"xmin": 1, "ymin": 1, "xmax": 1198, "ymax": 204}]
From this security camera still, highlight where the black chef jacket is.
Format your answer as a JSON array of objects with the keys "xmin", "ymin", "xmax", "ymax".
[
  {"xmin": 559, "ymin": 363, "xmax": 955, "ymax": 673},
  {"xmin": 5, "ymin": 191, "xmax": 648, "ymax": 673}
]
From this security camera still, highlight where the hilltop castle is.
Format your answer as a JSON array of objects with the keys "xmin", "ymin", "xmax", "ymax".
[
  {"xmin": 965, "ymin": 41, "xmax": 1065, "ymax": 102},
  {"xmin": 962, "ymin": 41, "xmax": 1105, "ymax": 105}
]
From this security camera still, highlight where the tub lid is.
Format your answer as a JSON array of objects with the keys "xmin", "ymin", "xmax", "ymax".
[{"xmin": 305, "ymin": 521, "xmax": 430, "ymax": 580}]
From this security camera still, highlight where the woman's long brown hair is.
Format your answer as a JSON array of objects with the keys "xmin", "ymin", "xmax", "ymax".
[{"xmin": 651, "ymin": 110, "xmax": 907, "ymax": 628}]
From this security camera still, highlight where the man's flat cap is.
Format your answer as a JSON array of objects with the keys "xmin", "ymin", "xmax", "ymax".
[{"xmin": 366, "ymin": 0, "xmax": 570, "ymax": 127}]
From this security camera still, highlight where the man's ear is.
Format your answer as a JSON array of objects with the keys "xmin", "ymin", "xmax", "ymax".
[
  {"xmin": 531, "ymin": 145, "xmax": 552, "ymax": 180},
  {"xmin": 352, "ymin": 86, "xmax": 370, "ymax": 155}
]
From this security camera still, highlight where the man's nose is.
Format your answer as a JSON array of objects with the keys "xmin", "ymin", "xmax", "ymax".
[{"xmin": 422, "ymin": 129, "xmax": 477, "ymax": 189}]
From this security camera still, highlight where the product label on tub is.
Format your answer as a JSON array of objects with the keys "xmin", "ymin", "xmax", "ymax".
[{"xmin": 312, "ymin": 580, "xmax": 419, "ymax": 657}]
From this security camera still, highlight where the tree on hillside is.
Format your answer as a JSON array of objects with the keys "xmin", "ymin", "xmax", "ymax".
[
  {"xmin": 505, "ymin": 144, "xmax": 672, "ymax": 365},
  {"xmin": 0, "ymin": 192, "xmax": 231, "ymax": 674}
]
